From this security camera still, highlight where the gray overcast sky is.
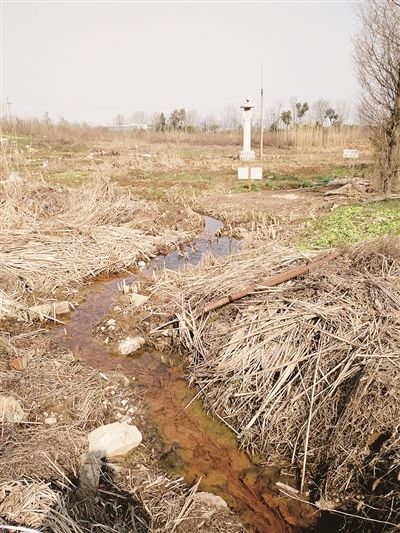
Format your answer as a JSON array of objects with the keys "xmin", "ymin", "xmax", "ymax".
[{"xmin": 2, "ymin": 1, "xmax": 360, "ymax": 125}]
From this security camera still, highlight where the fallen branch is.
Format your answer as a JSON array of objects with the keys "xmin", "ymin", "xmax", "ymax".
[{"xmin": 201, "ymin": 250, "xmax": 341, "ymax": 314}]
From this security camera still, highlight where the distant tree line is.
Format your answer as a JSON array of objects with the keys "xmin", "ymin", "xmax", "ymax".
[
  {"xmin": 112, "ymin": 99, "xmax": 354, "ymax": 134},
  {"xmin": 276, "ymin": 100, "xmax": 349, "ymax": 131}
]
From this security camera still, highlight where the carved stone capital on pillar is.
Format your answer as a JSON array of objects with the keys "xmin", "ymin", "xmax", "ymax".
[{"xmin": 239, "ymin": 150, "xmax": 256, "ymax": 161}]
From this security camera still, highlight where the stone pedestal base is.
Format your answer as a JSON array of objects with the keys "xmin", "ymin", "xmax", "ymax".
[{"xmin": 239, "ymin": 150, "xmax": 256, "ymax": 161}]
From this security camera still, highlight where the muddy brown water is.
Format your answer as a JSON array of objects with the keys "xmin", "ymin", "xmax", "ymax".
[{"xmin": 51, "ymin": 216, "xmax": 313, "ymax": 533}]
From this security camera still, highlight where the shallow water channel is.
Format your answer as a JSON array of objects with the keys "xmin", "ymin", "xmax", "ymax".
[{"xmin": 51, "ymin": 216, "xmax": 310, "ymax": 533}]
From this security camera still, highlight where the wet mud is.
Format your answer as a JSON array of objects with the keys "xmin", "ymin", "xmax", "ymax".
[{"xmin": 50, "ymin": 216, "xmax": 315, "ymax": 532}]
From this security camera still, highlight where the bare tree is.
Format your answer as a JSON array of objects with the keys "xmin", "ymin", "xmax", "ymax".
[
  {"xmin": 151, "ymin": 112, "xmax": 167, "ymax": 132},
  {"xmin": 186, "ymin": 109, "xmax": 200, "ymax": 131},
  {"xmin": 201, "ymin": 114, "xmax": 220, "ymax": 133},
  {"xmin": 355, "ymin": 0, "xmax": 400, "ymax": 192},
  {"xmin": 113, "ymin": 113, "xmax": 125, "ymax": 130},
  {"xmin": 311, "ymin": 99, "xmax": 330, "ymax": 127},
  {"xmin": 266, "ymin": 101, "xmax": 282, "ymax": 130},
  {"xmin": 220, "ymin": 105, "xmax": 241, "ymax": 131},
  {"xmin": 130, "ymin": 111, "xmax": 147, "ymax": 124},
  {"xmin": 335, "ymin": 101, "xmax": 351, "ymax": 126}
]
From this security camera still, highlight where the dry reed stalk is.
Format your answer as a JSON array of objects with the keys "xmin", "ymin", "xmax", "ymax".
[
  {"xmin": 147, "ymin": 236, "xmax": 400, "ymax": 527},
  {"xmin": 1, "ymin": 117, "xmax": 368, "ymax": 149},
  {"xmin": 0, "ymin": 178, "xmax": 197, "ymax": 319}
]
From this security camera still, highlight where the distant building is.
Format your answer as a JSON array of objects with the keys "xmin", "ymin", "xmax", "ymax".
[{"xmin": 108, "ymin": 123, "xmax": 150, "ymax": 132}]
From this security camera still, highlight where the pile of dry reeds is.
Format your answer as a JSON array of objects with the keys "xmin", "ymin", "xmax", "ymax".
[
  {"xmin": 0, "ymin": 474, "xmax": 243, "ymax": 533},
  {"xmin": 0, "ymin": 178, "xmax": 197, "ymax": 318},
  {"xmin": 149, "ymin": 238, "xmax": 400, "ymax": 529}
]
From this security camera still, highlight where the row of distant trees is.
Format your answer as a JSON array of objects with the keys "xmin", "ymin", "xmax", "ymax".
[
  {"xmin": 278, "ymin": 100, "xmax": 348, "ymax": 130},
  {"xmin": 113, "ymin": 99, "xmax": 353, "ymax": 133}
]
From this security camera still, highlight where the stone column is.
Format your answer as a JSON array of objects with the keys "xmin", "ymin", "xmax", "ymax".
[{"xmin": 240, "ymin": 97, "xmax": 255, "ymax": 160}]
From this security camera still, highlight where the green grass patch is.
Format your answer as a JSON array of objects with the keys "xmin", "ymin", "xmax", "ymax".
[
  {"xmin": 235, "ymin": 181, "xmax": 263, "ymax": 192},
  {"xmin": 299, "ymin": 200, "xmax": 400, "ymax": 249},
  {"xmin": 48, "ymin": 169, "xmax": 90, "ymax": 186},
  {"xmin": 264, "ymin": 164, "xmax": 373, "ymax": 191}
]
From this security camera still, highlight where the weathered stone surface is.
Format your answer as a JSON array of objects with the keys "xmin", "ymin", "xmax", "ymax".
[
  {"xmin": 3, "ymin": 172, "xmax": 23, "ymax": 184},
  {"xmin": 9, "ymin": 356, "xmax": 27, "ymax": 371},
  {"xmin": 27, "ymin": 301, "xmax": 71, "ymax": 321},
  {"xmin": 193, "ymin": 491, "xmax": 228, "ymax": 510},
  {"xmin": 0, "ymin": 395, "xmax": 25, "ymax": 422},
  {"xmin": 118, "ymin": 336, "xmax": 145, "ymax": 355},
  {"xmin": 88, "ymin": 421, "xmax": 142, "ymax": 458},
  {"xmin": 130, "ymin": 293, "xmax": 149, "ymax": 307},
  {"xmin": 78, "ymin": 452, "xmax": 102, "ymax": 495}
]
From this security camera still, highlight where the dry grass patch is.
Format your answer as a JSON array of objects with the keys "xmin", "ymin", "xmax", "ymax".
[{"xmin": 0, "ymin": 178, "xmax": 200, "ymax": 319}]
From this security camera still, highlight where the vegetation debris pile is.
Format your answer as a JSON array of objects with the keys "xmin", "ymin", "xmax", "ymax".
[{"xmin": 149, "ymin": 238, "xmax": 400, "ymax": 529}]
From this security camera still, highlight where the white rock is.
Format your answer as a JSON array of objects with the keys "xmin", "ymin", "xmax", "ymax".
[
  {"xmin": 118, "ymin": 336, "xmax": 145, "ymax": 355},
  {"xmin": 5, "ymin": 171, "xmax": 23, "ymax": 184},
  {"xmin": 44, "ymin": 416, "xmax": 57, "ymax": 425},
  {"xmin": 27, "ymin": 301, "xmax": 71, "ymax": 321},
  {"xmin": 193, "ymin": 492, "xmax": 228, "ymax": 510},
  {"xmin": 138, "ymin": 261, "xmax": 146, "ymax": 268},
  {"xmin": 88, "ymin": 421, "xmax": 142, "ymax": 458},
  {"xmin": 0, "ymin": 395, "xmax": 25, "ymax": 422},
  {"xmin": 130, "ymin": 293, "xmax": 149, "ymax": 307},
  {"xmin": 106, "ymin": 319, "xmax": 116, "ymax": 327}
]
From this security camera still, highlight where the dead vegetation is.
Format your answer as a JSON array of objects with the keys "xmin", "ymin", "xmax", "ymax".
[
  {"xmin": 0, "ymin": 331, "xmax": 244, "ymax": 532},
  {"xmin": 146, "ymin": 238, "xmax": 400, "ymax": 530},
  {"xmin": 0, "ymin": 177, "xmax": 200, "ymax": 319}
]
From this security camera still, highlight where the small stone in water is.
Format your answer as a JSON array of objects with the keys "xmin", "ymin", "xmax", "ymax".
[
  {"xmin": 130, "ymin": 293, "xmax": 149, "ymax": 307},
  {"xmin": 118, "ymin": 336, "xmax": 145, "ymax": 355}
]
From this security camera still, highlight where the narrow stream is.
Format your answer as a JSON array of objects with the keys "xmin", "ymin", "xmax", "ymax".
[{"xmin": 50, "ymin": 217, "xmax": 311, "ymax": 533}]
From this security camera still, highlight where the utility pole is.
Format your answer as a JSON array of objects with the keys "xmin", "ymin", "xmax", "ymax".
[
  {"xmin": 260, "ymin": 63, "xmax": 264, "ymax": 159},
  {"xmin": 6, "ymin": 98, "xmax": 12, "ymax": 121}
]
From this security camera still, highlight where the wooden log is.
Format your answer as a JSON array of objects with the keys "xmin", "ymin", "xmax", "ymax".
[{"xmin": 201, "ymin": 250, "xmax": 341, "ymax": 315}]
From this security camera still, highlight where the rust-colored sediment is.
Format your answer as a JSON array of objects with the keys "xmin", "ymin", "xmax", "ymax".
[
  {"xmin": 50, "ymin": 218, "xmax": 315, "ymax": 532},
  {"xmin": 50, "ymin": 280, "xmax": 314, "ymax": 533}
]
